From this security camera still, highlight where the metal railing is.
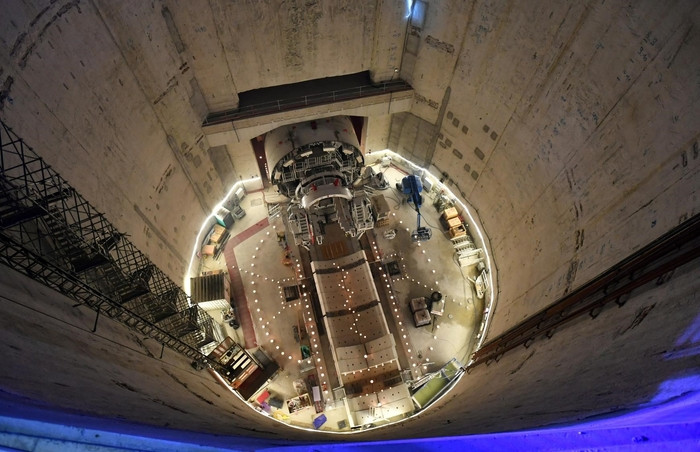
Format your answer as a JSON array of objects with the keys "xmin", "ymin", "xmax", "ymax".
[
  {"xmin": 203, "ymin": 79, "xmax": 413, "ymax": 125},
  {"xmin": 275, "ymin": 147, "xmax": 362, "ymax": 186},
  {"xmin": 0, "ymin": 118, "xmax": 231, "ymax": 375},
  {"xmin": 468, "ymin": 213, "xmax": 700, "ymax": 369}
]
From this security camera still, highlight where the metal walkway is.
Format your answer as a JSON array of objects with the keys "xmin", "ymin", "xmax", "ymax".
[
  {"xmin": 203, "ymin": 79, "xmax": 413, "ymax": 126},
  {"xmin": 0, "ymin": 119, "xmax": 231, "ymax": 377}
]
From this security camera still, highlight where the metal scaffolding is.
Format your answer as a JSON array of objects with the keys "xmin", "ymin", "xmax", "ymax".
[{"xmin": 0, "ymin": 119, "xmax": 229, "ymax": 375}]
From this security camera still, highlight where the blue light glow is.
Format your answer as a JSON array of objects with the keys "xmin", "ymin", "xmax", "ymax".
[
  {"xmin": 667, "ymin": 312, "xmax": 700, "ymax": 359},
  {"xmin": 651, "ymin": 375, "xmax": 700, "ymax": 405},
  {"xmin": 405, "ymin": 0, "xmax": 414, "ymax": 19},
  {"xmin": 1, "ymin": 375, "xmax": 700, "ymax": 450}
]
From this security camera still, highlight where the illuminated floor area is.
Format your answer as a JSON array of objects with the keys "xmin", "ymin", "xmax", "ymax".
[
  {"xmin": 188, "ymin": 159, "xmax": 490, "ymax": 432},
  {"xmin": 370, "ymin": 165, "xmax": 485, "ymax": 370}
]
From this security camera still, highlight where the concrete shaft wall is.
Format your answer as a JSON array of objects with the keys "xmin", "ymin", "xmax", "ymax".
[{"xmin": 0, "ymin": 0, "xmax": 698, "ymax": 442}]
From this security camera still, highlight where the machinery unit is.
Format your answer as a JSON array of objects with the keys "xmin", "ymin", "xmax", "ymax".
[
  {"xmin": 401, "ymin": 175, "xmax": 432, "ymax": 242},
  {"xmin": 264, "ymin": 117, "xmax": 373, "ymax": 247}
]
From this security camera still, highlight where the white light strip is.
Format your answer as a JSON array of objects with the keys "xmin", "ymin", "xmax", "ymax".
[
  {"xmin": 183, "ymin": 176, "xmax": 260, "ymax": 296},
  {"xmin": 368, "ymin": 149, "xmax": 496, "ymax": 357},
  {"xmin": 189, "ymin": 151, "xmax": 495, "ymax": 433}
]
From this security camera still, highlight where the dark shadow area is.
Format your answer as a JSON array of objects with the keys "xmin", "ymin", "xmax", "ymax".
[
  {"xmin": 204, "ymin": 72, "xmax": 411, "ymax": 125},
  {"xmin": 239, "ymin": 72, "xmax": 373, "ymax": 107}
]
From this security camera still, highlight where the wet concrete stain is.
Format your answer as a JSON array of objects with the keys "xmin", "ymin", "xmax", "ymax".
[
  {"xmin": 575, "ymin": 229, "xmax": 585, "ymax": 251},
  {"xmin": 163, "ymin": 370, "xmax": 216, "ymax": 406},
  {"xmin": 130, "ymin": 333, "xmax": 156, "ymax": 359},
  {"xmin": 565, "ymin": 168, "xmax": 575, "ymax": 191},
  {"xmin": 201, "ymin": 382, "xmax": 223, "ymax": 399},
  {"xmin": 285, "ymin": 0, "xmax": 322, "ymax": 69},
  {"xmin": 572, "ymin": 201, "xmax": 583, "ymax": 220},
  {"xmin": 667, "ymin": 24, "xmax": 693, "ymax": 70},
  {"xmin": 425, "ymin": 35, "xmax": 455, "ymax": 54},
  {"xmin": 509, "ymin": 350, "xmax": 536, "ymax": 375},
  {"xmin": 113, "ymin": 380, "xmax": 138, "ymax": 393},
  {"xmin": 13, "ymin": 0, "xmax": 82, "ymax": 68},
  {"xmin": 152, "ymin": 397, "xmax": 188, "ymax": 414},
  {"xmin": 563, "ymin": 260, "xmax": 579, "ymax": 295},
  {"xmin": 153, "ymin": 76, "xmax": 179, "ymax": 105},
  {"xmin": 616, "ymin": 304, "xmax": 656, "ymax": 337},
  {"xmin": 155, "ymin": 164, "xmax": 175, "ymax": 194}
]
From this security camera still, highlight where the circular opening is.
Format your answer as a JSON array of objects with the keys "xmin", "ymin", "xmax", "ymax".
[{"xmin": 185, "ymin": 148, "xmax": 496, "ymax": 433}]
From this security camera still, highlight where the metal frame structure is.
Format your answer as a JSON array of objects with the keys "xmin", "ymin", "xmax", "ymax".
[{"xmin": 0, "ymin": 119, "xmax": 230, "ymax": 376}]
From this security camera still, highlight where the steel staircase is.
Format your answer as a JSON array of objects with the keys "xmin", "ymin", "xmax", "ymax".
[{"xmin": 0, "ymin": 119, "xmax": 227, "ymax": 373}]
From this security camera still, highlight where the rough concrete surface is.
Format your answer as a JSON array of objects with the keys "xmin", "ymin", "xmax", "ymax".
[{"xmin": 0, "ymin": 0, "xmax": 698, "ymax": 444}]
